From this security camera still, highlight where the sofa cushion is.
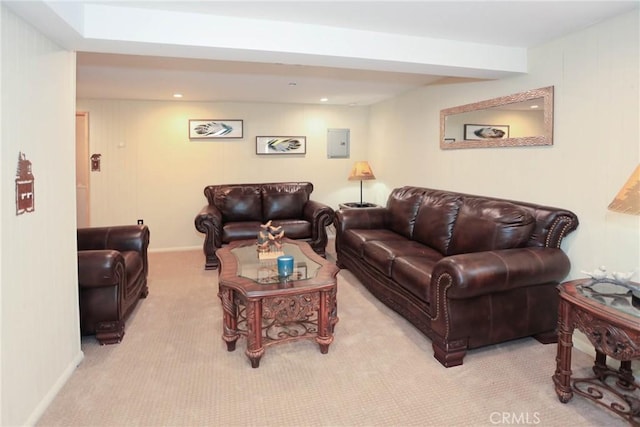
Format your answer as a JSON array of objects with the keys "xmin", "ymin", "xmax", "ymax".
[
  {"xmin": 413, "ymin": 191, "xmax": 462, "ymax": 255},
  {"xmin": 270, "ymin": 219, "xmax": 311, "ymax": 239},
  {"xmin": 262, "ymin": 188, "xmax": 309, "ymax": 220},
  {"xmin": 363, "ymin": 239, "xmax": 442, "ymax": 277},
  {"xmin": 387, "ymin": 187, "xmax": 425, "ymax": 238},
  {"xmin": 213, "ymin": 186, "xmax": 262, "ymax": 222},
  {"xmin": 222, "ymin": 221, "xmax": 263, "ymax": 243},
  {"xmin": 448, "ymin": 198, "xmax": 536, "ymax": 255},
  {"xmin": 391, "ymin": 256, "xmax": 441, "ymax": 304},
  {"xmin": 341, "ymin": 229, "xmax": 406, "ymax": 258}
]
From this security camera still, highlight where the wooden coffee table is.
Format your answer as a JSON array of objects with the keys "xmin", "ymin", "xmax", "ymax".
[{"xmin": 216, "ymin": 238, "xmax": 339, "ymax": 368}]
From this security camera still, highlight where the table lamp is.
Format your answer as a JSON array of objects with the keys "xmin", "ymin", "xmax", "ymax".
[
  {"xmin": 608, "ymin": 164, "xmax": 640, "ymax": 215},
  {"xmin": 348, "ymin": 161, "xmax": 376, "ymax": 207}
]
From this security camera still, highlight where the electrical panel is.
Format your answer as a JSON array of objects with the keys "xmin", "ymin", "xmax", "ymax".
[{"xmin": 327, "ymin": 128, "xmax": 350, "ymax": 159}]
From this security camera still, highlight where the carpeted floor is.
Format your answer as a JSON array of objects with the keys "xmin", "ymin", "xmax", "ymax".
[{"xmin": 36, "ymin": 245, "xmax": 629, "ymax": 426}]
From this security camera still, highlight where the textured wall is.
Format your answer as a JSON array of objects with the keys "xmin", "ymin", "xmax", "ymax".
[
  {"xmin": 75, "ymin": 99, "xmax": 370, "ymax": 250},
  {"xmin": 1, "ymin": 5, "xmax": 82, "ymax": 426}
]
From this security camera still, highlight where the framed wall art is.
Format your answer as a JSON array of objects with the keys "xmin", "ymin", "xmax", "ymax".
[
  {"xmin": 256, "ymin": 136, "xmax": 306, "ymax": 155},
  {"xmin": 464, "ymin": 124, "xmax": 510, "ymax": 140},
  {"xmin": 188, "ymin": 119, "xmax": 243, "ymax": 139}
]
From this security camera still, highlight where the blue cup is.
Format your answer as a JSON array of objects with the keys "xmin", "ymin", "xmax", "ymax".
[{"xmin": 277, "ymin": 255, "xmax": 294, "ymax": 278}]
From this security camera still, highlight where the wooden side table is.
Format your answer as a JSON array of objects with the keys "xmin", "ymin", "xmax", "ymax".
[{"xmin": 553, "ymin": 279, "xmax": 640, "ymax": 424}]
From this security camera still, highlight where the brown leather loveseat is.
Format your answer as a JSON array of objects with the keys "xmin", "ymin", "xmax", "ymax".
[
  {"xmin": 77, "ymin": 225, "xmax": 150, "ymax": 344},
  {"xmin": 334, "ymin": 186, "xmax": 579, "ymax": 367},
  {"xmin": 195, "ymin": 182, "xmax": 334, "ymax": 269}
]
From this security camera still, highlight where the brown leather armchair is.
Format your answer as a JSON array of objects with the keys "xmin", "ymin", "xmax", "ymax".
[{"xmin": 77, "ymin": 225, "xmax": 150, "ymax": 344}]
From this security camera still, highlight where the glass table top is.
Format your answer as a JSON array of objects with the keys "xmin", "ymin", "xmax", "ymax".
[
  {"xmin": 578, "ymin": 280, "xmax": 640, "ymax": 319},
  {"xmin": 231, "ymin": 242, "xmax": 321, "ymax": 285}
]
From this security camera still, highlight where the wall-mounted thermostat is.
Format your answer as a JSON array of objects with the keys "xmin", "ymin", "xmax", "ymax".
[{"xmin": 327, "ymin": 128, "xmax": 350, "ymax": 159}]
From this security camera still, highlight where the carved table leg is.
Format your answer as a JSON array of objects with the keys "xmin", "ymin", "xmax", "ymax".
[
  {"xmin": 593, "ymin": 350, "xmax": 608, "ymax": 378},
  {"xmin": 316, "ymin": 289, "xmax": 335, "ymax": 354},
  {"xmin": 617, "ymin": 360, "xmax": 635, "ymax": 389},
  {"xmin": 554, "ymin": 298, "xmax": 575, "ymax": 403},
  {"xmin": 218, "ymin": 288, "xmax": 239, "ymax": 351},
  {"xmin": 246, "ymin": 299, "xmax": 264, "ymax": 368}
]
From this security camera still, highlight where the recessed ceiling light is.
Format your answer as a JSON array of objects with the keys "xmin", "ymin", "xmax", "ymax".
[
  {"xmin": 530, "ymin": 104, "xmax": 539, "ymax": 109},
  {"xmin": 320, "ymin": 98, "xmax": 328, "ymax": 102},
  {"xmin": 173, "ymin": 93, "xmax": 183, "ymax": 98}
]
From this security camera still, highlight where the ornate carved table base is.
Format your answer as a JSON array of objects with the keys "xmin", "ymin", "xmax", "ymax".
[
  {"xmin": 216, "ymin": 239, "xmax": 340, "ymax": 368},
  {"xmin": 553, "ymin": 280, "xmax": 640, "ymax": 425},
  {"xmin": 219, "ymin": 287, "xmax": 338, "ymax": 368}
]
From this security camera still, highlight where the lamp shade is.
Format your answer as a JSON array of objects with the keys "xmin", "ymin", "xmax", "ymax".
[
  {"xmin": 608, "ymin": 164, "xmax": 640, "ymax": 215},
  {"xmin": 348, "ymin": 161, "xmax": 376, "ymax": 181}
]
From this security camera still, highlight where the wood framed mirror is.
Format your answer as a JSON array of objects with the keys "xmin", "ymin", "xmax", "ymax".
[{"xmin": 440, "ymin": 86, "xmax": 554, "ymax": 149}]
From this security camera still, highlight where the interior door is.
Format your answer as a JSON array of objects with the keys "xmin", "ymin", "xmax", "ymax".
[{"xmin": 76, "ymin": 112, "xmax": 90, "ymax": 227}]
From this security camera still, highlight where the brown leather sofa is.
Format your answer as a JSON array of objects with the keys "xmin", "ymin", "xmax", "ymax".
[
  {"xmin": 195, "ymin": 182, "xmax": 335, "ymax": 269},
  {"xmin": 77, "ymin": 225, "xmax": 150, "ymax": 344},
  {"xmin": 334, "ymin": 186, "xmax": 579, "ymax": 367}
]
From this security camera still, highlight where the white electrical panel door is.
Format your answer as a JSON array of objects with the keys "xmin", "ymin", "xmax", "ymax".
[{"xmin": 327, "ymin": 128, "xmax": 350, "ymax": 158}]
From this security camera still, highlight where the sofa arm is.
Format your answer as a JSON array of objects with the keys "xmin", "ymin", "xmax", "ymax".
[
  {"xmin": 303, "ymin": 200, "xmax": 335, "ymax": 237},
  {"xmin": 334, "ymin": 207, "xmax": 387, "ymax": 234},
  {"xmin": 431, "ymin": 247, "xmax": 570, "ymax": 301},
  {"xmin": 302, "ymin": 200, "xmax": 335, "ymax": 256},
  {"xmin": 194, "ymin": 204, "xmax": 223, "ymax": 269},
  {"xmin": 78, "ymin": 250, "xmax": 126, "ymax": 289}
]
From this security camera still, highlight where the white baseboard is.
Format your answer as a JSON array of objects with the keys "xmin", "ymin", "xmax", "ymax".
[
  {"xmin": 26, "ymin": 350, "xmax": 84, "ymax": 426},
  {"xmin": 149, "ymin": 245, "xmax": 201, "ymax": 253}
]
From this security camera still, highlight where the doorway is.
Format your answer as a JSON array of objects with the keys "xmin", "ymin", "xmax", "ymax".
[{"xmin": 76, "ymin": 112, "xmax": 90, "ymax": 227}]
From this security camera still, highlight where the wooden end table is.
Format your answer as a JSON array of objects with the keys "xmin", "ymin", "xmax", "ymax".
[
  {"xmin": 553, "ymin": 279, "xmax": 640, "ymax": 424},
  {"xmin": 216, "ymin": 238, "xmax": 339, "ymax": 368}
]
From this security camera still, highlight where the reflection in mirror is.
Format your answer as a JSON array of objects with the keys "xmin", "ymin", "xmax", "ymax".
[{"xmin": 440, "ymin": 86, "xmax": 553, "ymax": 149}]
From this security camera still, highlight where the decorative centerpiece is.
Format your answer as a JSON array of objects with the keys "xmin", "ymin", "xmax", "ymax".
[
  {"xmin": 257, "ymin": 220, "xmax": 285, "ymax": 260},
  {"xmin": 581, "ymin": 266, "xmax": 639, "ymax": 308}
]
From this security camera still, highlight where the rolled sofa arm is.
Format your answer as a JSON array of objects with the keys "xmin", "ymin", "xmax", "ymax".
[
  {"xmin": 430, "ymin": 247, "xmax": 571, "ymax": 301},
  {"xmin": 302, "ymin": 200, "xmax": 335, "ymax": 257},
  {"xmin": 303, "ymin": 200, "xmax": 335, "ymax": 238},
  {"xmin": 77, "ymin": 250, "xmax": 126, "ymax": 289},
  {"xmin": 194, "ymin": 204, "xmax": 223, "ymax": 269}
]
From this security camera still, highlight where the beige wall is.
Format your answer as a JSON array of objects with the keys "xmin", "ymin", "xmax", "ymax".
[
  {"xmin": 368, "ymin": 10, "xmax": 639, "ymax": 279},
  {"xmin": 75, "ymin": 99, "xmax": 371, "ymax": 250},
  {"xmin": 1, "ymin": 6, "xmax": 82, "ymax": 426}
]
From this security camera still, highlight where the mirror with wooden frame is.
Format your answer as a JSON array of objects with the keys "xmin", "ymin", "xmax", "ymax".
[{"xmin": 440, "ymin": 86, "xmax": 554, "ymax": 149}]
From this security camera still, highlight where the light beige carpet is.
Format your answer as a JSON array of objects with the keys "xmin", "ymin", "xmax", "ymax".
[{"xmin": 36, "ymin": 246, "xmax": 629, "ymax": 427}]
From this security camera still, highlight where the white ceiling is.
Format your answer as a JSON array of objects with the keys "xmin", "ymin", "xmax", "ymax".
[{"xmin": 6, "ymin": 1, "xmax": 639, "ymax": 105}]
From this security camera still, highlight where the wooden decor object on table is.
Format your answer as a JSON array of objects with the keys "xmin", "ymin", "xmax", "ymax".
[{"xmin": 257, "ymin": 220, "xmax": 285, "ymax": 260}]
